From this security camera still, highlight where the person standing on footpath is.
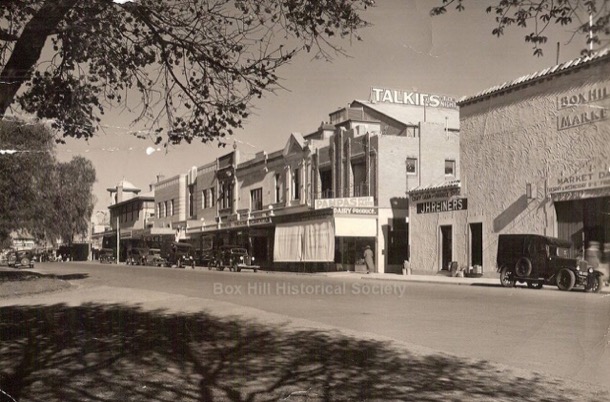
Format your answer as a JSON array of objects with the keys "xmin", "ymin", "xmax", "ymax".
[{"xmin": 363, "ymin": 245, "xmax": 375, "ymax": 274}]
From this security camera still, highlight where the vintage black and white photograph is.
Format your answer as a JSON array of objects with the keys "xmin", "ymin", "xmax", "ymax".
[{"xmin": 1, "ymin": 0, "xmax": 609, "ymax": 401}]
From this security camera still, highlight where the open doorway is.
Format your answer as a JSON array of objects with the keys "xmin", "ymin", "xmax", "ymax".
[{"xmin": 440, "ymin": 225, "xmax": 452, "ymax": 270}]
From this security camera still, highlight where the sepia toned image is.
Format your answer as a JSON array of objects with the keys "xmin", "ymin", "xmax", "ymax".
[{"xmin": 1, "ymin": 1, "xmax": 609, "ymax": 401}]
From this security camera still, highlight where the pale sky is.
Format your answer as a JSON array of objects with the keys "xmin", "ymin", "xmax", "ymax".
[{"xmin": 55, "ymin": 0, "xmax": 590, "ymax": 217}]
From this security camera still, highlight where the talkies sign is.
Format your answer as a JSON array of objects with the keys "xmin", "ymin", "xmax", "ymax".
[{"xmin": 370, "ymin": 87, "xmax": 457, "ymax": 109}]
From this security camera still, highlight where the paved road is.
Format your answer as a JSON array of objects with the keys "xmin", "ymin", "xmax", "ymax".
[{"xmin": 10, "ymin": 262, "xmax": 610, "ymax": 387}]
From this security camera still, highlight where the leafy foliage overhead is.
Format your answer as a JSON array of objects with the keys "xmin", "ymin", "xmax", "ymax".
[
  {"xmin": 431, "ymin": 0, "xmax": 610, "ymax": 56},
  {"xmin": 0, "ymin": 0, "xmax": 374, "ymax": 145}
]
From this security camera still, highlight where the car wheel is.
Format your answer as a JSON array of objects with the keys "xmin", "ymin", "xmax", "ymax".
[
  {"xmin": 20, "ymin": 257, "xmax": 30, "ymax": 267},
  {"xmin": 514, "ymin": 257, "xmax": 532, "ymax": 277},
  {"xmin": 234, "ymin": 264, "xmax": 241, "ymax": 272},
  {"xmin": 586, "ymin": 275, "xmax": 604, "ymax": 293},
  {"xmin": 556, "ymin": 268, "xmax": 576, "ymax": 291},
  {"xmin": 500, "ymin": 265, "xmax": 515, "ymax": 288}
]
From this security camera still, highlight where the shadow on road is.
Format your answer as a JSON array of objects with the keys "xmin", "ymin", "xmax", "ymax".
[
  {"xmin": 0, "ymin": 303, "xmax": 606, "ymax": 402},
  {"xmin": 0, "ymin": 271, "xmax": 89, "ymax": 282}
]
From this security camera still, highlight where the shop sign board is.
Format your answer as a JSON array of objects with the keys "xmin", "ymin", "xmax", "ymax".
[
  {"xmin": 416, "ymin": 198, "xmax": 467, "ymax": 214},
  {"xmin": 370, "ymin": 87, "xmax": 457, "ymax": 109},
  {"xmin": 410, "ymin": 187, "xmax": 460, "ymax": 202},
  {"xmin": 314, "ymin": 196, "xmax": 374, "ymax": 210},
  {"xmin": 332, "ymin": 207, "xmax": 377, "ymax": 216},
  {"xmin": 548, "ymin": 167, "xmax": 610, "ymax": 199}
]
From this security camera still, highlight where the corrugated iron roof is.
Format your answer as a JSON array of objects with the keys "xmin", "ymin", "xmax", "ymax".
[{"xmin": 459, "ymin": 47, "xmax": 610, "ymax": 105}]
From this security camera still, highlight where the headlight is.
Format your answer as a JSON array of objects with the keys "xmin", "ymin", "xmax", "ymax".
[
  {"xmin": 588, "ymin": 267, "xmax": 593, "ymax": 274},
  {"xmin": 252, "ymin": 256, "xmax": 255, "ymax": 261},
  {"xmin": 575, "ymin": 265, "xmax": 580, "ymax": 271}
]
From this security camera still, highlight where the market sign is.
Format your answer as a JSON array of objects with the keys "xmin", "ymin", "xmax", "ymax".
[
  {"xmin": 370, "ymin": 87, "xmax": 457, "ymax": 109},
  {"xmin": 416, "ymin": 198, "xmax": 467, "ymax": 214},
  {"xmin": 314, "ymin": 196, "xmax": 374, "ymax": 210},
  {"xmin": 556, "ymin": 85, "xmax": 609, "ymax": 130},
  {"xmin": 549, "ymin": 166, "xmax": 610, "ymax": 200}
]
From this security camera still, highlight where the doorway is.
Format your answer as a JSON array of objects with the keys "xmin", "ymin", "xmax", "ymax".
[
  {"xmin": 470, "ymin": 223, "xmax": 483, "ymax": 267},
  {"xmin": 440, "ymin": 225, "xmax": 452, "ymax": 271}
]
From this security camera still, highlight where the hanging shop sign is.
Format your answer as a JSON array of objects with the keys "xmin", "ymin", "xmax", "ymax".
[
  {"xmin": 416, "ymin": 198, "xmax": 467, "ymax": 214},
  {"xmin": 556, "ymin": 85, "xmax": 609, "ymax": 130},
  {"xmin": 370, "ymin": 87, "xmax": 457, "ymax": 109},
  {"xmin": 315, "ymin": 196, "xmax": 374, "ymax": 210}
]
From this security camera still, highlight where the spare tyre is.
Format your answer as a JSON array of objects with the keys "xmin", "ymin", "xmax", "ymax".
[{"xmin": 515, "ymin": 257, "xmax": 533, "ymax": 277}]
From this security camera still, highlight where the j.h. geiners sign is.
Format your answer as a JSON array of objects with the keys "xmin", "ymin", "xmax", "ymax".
[{"xmin": 416, "ymin": 198, "xmax": 467, "ymax": 214}]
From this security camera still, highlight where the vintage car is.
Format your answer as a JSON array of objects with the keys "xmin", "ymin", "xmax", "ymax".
[
  {"xmin": 209, "ymin": 245, "xmax": 259, "ymax": 272},
  {"xmin": 98, "ymin": 248, "xmax": 116, "ymax": 264},
  {"xmin": 143, "ymin": 249, "xmax": 166, "ymax": 267},
  {"xmin": 5, "ymin": 249, "xmax": 35, "ymax": 268},
  {"xmin": 195, "ymin": 248, "xmax": 215, "ymax": 267},
  {"xmin": 164, "ymin": 242, "xmax": 195, "ymax": 268},
  {"xmin": 497, "ymin": 234, "xmax": 604, "ymax": 292},
  {"xmin": 127, "ymin": 247, "xmax": 149, "ymax": 265}
]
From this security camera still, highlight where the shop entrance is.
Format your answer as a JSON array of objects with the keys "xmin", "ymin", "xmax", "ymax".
[
  {"xmin": 440, "ymin": 225, "xmax": 452, "ymax": 271},
  {"xmin": 470, "ymin": 223, "xmax": 483, "ymax": 267}
]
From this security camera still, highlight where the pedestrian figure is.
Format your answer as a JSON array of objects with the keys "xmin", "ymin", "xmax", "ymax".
[{"xmin": 363, "ymin": 245, "xmax": 374, "ymax": 274}]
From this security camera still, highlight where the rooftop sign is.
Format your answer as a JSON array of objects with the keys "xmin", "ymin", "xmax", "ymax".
[{"xmin": 371, "ymin": 87, "xmax": 457, "ymax": 109}]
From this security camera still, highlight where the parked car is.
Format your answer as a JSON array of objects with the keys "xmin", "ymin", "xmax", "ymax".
[
  {"xmin": 164, "ymin": 242, "xmax": 195, "ymax": 268},
  {"xmin": 143, "ymin": 249, "xmax": 166, "ymax": 267},
  {"xmin": 195, "ymin": 248, "xmax": 215, "ymax": 267},
  {"xmin": 99, "ymin": 248, "xmax": 116, "ymax": 264},
  {"xmin": 497, "ymin": 234, "xmax": 604, "ymax": 292},
  {"xmin": 210, "ymin": 245, "xmax": 258, "ymax": 272},
  {"xmin": 127, "ymin": 247, "xmax": 148, "ymax": 265},
  {"xmin": 5, "ymin": 249, "xmax": 35, "ymax": 269}
]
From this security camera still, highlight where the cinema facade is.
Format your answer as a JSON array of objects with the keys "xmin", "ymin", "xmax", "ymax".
[{"xmin": 408, "ymin": 48, "xmax": 610, "ymax": 277}]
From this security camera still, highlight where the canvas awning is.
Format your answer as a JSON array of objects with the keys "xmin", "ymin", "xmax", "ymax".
[{"xmin": 273, "ymin": 218, "xmax": 335, "ymax": 262}]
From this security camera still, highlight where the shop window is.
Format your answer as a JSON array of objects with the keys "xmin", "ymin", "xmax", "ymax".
[
  {"xmin": 445, "ymin": 159, "xmax": 456, "ymax": 177},
  {"xmin": 406, "ymin": 157, "xmax": 417, "ymax": 175},
  {"xmin": 251, "ymin": 188, "xmax": 263, "ymax": 211}
]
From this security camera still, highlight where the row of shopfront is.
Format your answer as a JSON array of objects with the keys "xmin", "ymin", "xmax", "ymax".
[{"xmin": 104, "ymin": 49, "xmax": 609, "ymax": 276}]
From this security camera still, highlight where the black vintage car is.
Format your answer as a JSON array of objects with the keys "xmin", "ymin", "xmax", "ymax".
[
  {"xmin": 497, "ymin": 234, "xmax": 604, "ymax": 292},
  {"xmin": 5, "ymin": 249, "xmax": 35, "ymax": 268},
  {"xmin": 209, "ymin": 245, "xmax": 258, "ymax": 272},
  {"xmin": 164, "ymin": 242, "xmax": 195, "ymax": 268}
]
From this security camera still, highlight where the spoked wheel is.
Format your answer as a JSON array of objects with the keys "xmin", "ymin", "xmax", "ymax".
[
  {"xmin": 586, "ymin": 275, "xmax": 603, "ymax": 293},
  {"xmin": 500, "ymin": 265, "xmax": 515, "ymax": 288},
  {"xmin": 556, "ymin": 268, "xmax": 576, "ymax": 291}
]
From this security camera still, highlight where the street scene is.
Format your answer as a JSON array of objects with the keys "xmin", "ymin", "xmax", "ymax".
[
  {"xmin": 1, "ymin": 0, "xmax": 610, "ymax": 401},
  {"xmin": 1, "ymin": 261, "xmax": 610, "ymax": 401}
]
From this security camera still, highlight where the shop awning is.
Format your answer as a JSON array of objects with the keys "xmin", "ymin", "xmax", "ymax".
[
  {"xmin": 273, "ymin": 218, "xmax": 335, "ymax": 262},
  {"xmin": 334, "ymin": 217, "xmax": 377, "ymax": 237}
]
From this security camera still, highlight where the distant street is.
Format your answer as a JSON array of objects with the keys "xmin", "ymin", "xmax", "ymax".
[{"xmin": 17, "ymin": 261, "xmax": 610, "ymax": 388}]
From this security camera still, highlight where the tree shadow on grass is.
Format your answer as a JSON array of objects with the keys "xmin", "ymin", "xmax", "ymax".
[{"xmin": 0, "ymin": 304, "xmax": 607, "ymax": 402}]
